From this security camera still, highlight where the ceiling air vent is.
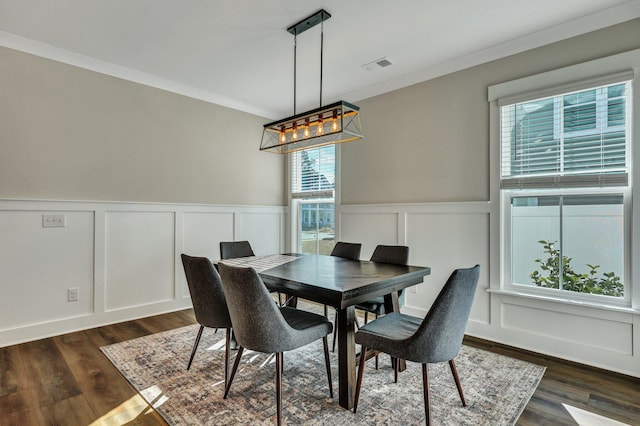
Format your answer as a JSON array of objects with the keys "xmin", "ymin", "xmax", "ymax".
[{"xmin": 363, "ymin": 57, "xmax": 394, "ymax": 71}]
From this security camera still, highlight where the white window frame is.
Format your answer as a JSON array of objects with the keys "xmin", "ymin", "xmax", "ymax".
[{"xmin": 488, "ymin": 48, "xmax": 640, "ymax": 310}]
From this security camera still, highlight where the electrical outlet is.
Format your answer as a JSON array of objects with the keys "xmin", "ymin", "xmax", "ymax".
[
  {"xmin": 42, "ymin": 213, "xmax": 66, "ymax": 228},
  {"xmin": 409, "ymin": 285, "xmax": 418, "ymax": 294},
  {"xmin": 68, "ymin": 287, "xmax": 79, "ymax": 302}
]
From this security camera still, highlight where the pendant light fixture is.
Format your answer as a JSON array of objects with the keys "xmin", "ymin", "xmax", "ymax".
[{"xmin": 259, "ymin": 9, "xmax": 364, "ymax": 154}]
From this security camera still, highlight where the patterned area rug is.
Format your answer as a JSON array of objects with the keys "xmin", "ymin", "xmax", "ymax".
[{"xmin": 101, "ymin": 314, "xmax": 545, "ymax": 425}]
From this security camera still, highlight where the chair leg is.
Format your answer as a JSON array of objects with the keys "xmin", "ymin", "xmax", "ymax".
[
  {"xmin": 422, "ymin": 363, "xmax": 431, "ymax": 426},
  {"xmin": 449, "ymin": 359, "xmax": 466, "ymax": 406},
  {"xmin": 353, "ymin": 346, "xmax": 368, "ymax": 413},
  {"xmin": 276, "ymin": 352, "xmax": 283, "ymax": 426},
  {"xmin": 331, "ymin": 312, "xmax": 338, "ymax": 352},
  {"xmin": 187, "ymin": 325, "xmax": 205, "ymax": 370},
  {"xmin": 224, "ymin": 328, "xmax": 231, "ymax": 388},
  {"xmin": 374, "ymin": 313, "xmax": 380, "ymax": 369},
  {"xmin": 394, "ymin": 356, "xmax": 398, "ymax": 383},
  {"xmin": 322, "ymin": 336, "xmax": 333, "ymax": 398},
  {"xmin": 224, "ymin": 346, "xmax": 244, "ymax": 399}
]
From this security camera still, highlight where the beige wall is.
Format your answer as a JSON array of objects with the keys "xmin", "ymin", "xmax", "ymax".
[
  {"xmin": 0, "ymin": 47, "xmax": 285, "ymax": 206},
  {"xmin": 3, "ymin": 18, "xmax": 638, "ymax": 207},
  {"xmin": 341, "ymin": 18, "xmax": 640, "ymax": 205}
]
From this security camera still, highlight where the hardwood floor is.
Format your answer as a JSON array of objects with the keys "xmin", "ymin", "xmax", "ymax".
[
  {"xmin": 1, "ymin": 309, "xmax": 639, "ymax": 425},
  {"xmin": 464, "ymin": 336, "xmax": 640, "ymax": 426}
]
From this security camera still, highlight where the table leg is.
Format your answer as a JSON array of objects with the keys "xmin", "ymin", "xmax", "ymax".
[
  {"xmin": 337, "ymin": 305, "xmax": 356, "ymax": 409},
  {"xmin": 383, "ymin": 291, "xmax": 406, "ymax": 372}
]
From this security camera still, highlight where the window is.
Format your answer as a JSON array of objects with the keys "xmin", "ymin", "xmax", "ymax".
[
  {"xmin": 291, "ymin": 145, "xmax": 336, "ymax": 255},
  {"xmin": 499, "ymin": 80, "xmax": 631, "ymax": 302}
]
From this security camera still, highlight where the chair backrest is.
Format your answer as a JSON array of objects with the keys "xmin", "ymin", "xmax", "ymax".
[
  {"xmin": 370, "ymin": 245, "xmax": 409, "ymax": 265},
  {"xmin": 370, "ymin": 245, "xmax": 410, "ymax": 300},
  {"xmin": 218, "ymin": 263, "xmax": 309, "ymax": 353},
  {"xmin": 181, "ymin": 254, "xmax": 232, "ymax": 329},
  {"xmin": 330, "ymin": 242, "xmax": 362, "ymax": 261},
  {"xmin": 219, "ymin": 241, "xmax": 255, "ymax": 260},
  {"xmin": 407, "ymin": 265, "xmax": 480, "ymax": 363}
]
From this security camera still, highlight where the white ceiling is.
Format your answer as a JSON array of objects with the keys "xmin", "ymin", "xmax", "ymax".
[{"xmin": 1, "ymin": 0, "xmax": 639, "ymax": 119}]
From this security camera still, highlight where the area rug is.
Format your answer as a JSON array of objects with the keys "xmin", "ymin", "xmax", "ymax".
[{"xmin": 101, "ymin": 318, "xmax": 545, "ymax": 425}]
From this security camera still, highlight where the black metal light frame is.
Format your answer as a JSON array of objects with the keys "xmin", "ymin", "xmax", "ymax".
[{"xmin": 260, "ymin": 9, "xmax": 363, "ymax": 154}]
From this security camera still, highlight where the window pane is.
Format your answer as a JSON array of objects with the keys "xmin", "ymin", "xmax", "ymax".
[
  {"xmin": 562, "ymin": 194, "xmax": 624, "ymax": 297},
  {"xmin": 608, "ymin": 84, "xmax": 625, "ymax": 98},
  {"xmin": 301, "ymin": 148, "xmax": 334, "ymax": 191},
  {"xmin": 563, "ymin": 132, "xmax": 626, "ymax": 172},
  {"xmin": 292, "ymin": 145, "xmax": 335, "ymax": 195},
  {"xmin": 511, "ymin": 194, "xmax": 624, "ymax": 297},
  {"xmin": 299, "ymin": 202, "xmax": 335, "ymax": 255},
  {"xmin": 511, "ymin": 196, "xmax": 560, "ymax": 287},
  {"xmin": 506, "ymin": 98, "xmax": 559, "ymax": 176},
  {"xmin": 500, "ymin": 81, "xmax": 629, "ymax": 181},
  {"xmin": 608, "ymin": 84, "xmax": 626, "ymax": 127},
  {"xmin": 564, "ymin": 103, "xmax": 596, "ymax": 132},
  {"xmin": 563, "ymin": 89, "xmax": 597, "ymax": 133}
]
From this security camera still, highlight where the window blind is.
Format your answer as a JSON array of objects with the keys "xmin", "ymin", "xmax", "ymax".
[
  {"xmin": 291, "ymin": 145, "xmax": 335, "ymax": 199},
  {"xmin": 500, "ymin": 81, "xmax": 630, "ymax": 190}
]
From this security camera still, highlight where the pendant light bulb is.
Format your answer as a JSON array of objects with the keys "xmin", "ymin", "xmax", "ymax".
[
  {"xmin": 317, "ymin": 115, "xmax": 324, "ymax": 134},
  {"xmin": 332, "ymin": 110, "xmax": 339, "ymax": 132},
  {"xmin": 304, "ymin": 118, "xmax": 310, "ymax": 138}
]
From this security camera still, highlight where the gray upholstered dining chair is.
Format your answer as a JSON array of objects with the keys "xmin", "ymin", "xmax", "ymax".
[
  {"xmin": 219, "ymin": 239, "xmax": 285, "ymax": 304},
  {"xmin": 330, "ymin": 241, "xmax": 362, "ymax": 261},
  {"xmin": 353, "ymin": 245, "xmax": 409, "ymax": 363},
  {"xmin": 217, "ymin": 263, "xmax": 334, "ymax": 426},
  {"xmin": 356, "ymin": 245, "xmax": 410, "ymax": 322},
  {"xmin": 353, "ymin": 265, "xmax": 481, "ymax": 425},
  {"xmin": 328, "ymin": 241, "xmax": 362, "ymax": 351},
  {"xmin": 181, "ymin": 254, "xmax": 234, "ymax": 388},
  {"xmin": 219, "ymin": 240, "xmax": 255, "ymax": 260}
]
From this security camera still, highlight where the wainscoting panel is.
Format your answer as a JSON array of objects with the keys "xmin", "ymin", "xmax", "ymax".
[
  {"xmin": 235, "ymin": 211, "xmax": 284, "ymax": 256},
  {"xmin": 105, "ymin": 210, "xmax": 176, "ymax": 311},
  {"xmin": 501, "ymin": 300, "xmax": 633, "ymax": 355},
  {"xmin": 339, "ymin": 212, "xmax": 400, "ymax": 259},
  {"xmin": 182, "ymin": 211, "xmax": 235, "ymax": 260},
  {"xmin": 405, "ymin": 211, "xmax": 491, "ymax": 325},
  {"xmin": 0, "ymin": 209, "xmax": 95, "ymax": 330},
  {"xmin": 181, "ymin": 211, "xmax": 235, "ymax": 299},
  {"xmin": 0, "ymin": 199, "xmax": 286, "ymax": 347}
]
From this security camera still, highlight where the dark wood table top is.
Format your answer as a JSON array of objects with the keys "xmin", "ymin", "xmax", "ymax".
[{"xmin": 258, "ymin": 254, "xmax": 431, "ymax": 309}]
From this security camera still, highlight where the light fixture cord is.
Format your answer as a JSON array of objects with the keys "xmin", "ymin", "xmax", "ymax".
[
  {"xmin": 320, "ymin": 21, "xmax": 323, "ymax": 107},
  {"xmin": 294, "ymin": 34, "xmax": 297, "ymax": 115}
]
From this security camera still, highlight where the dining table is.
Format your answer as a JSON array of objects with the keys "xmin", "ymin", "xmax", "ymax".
[{"xmin": 219, "ymin": 253, "xmax": 431, "ymax": 410}]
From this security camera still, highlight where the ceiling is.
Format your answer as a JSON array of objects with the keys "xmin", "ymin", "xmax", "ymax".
[{"xmin": 1, "ymin": 0, "xmax": 639, "ymax": 119}]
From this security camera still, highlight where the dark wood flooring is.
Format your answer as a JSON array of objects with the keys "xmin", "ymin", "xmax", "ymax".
[{"xmin": 1, "ymin": 309, "xmax": 639, "ymax": 425}]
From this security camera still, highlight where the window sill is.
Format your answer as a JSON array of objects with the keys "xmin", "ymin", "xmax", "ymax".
[{"xmin": 487, "ymin": 288, "xmax": 640, "ymax": 315}]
